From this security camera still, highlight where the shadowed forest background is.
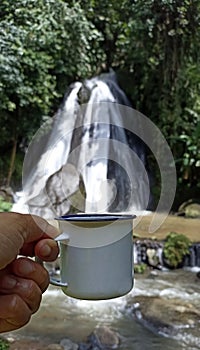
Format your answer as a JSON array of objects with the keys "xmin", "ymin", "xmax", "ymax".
[{"xmin": 0, "ymin": 0, "xmax": 199, "ymax": 211}]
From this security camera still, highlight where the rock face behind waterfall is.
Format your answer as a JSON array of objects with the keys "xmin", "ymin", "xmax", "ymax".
[{"xmin": 19, "ymin": 72, "xmax": 150, "ymax": 218}]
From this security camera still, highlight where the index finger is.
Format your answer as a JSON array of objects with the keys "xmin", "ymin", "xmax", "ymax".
[
  {"xmin": 20, "ymin": 215, "xmax": 59, "ymax": 243},
  {"xmin": 0, "ymin": 213, "xmax": 59, "ymax": 270}
]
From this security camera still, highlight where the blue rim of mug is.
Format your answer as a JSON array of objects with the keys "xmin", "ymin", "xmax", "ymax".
[{"xmin": 55, "ymin": 213, "xmax": 136, "ymax": 222}]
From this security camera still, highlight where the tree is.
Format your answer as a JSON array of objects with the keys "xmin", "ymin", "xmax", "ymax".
[{"xmin": 0, "ymin": 0, "xmax": 104, "ymax": 186}]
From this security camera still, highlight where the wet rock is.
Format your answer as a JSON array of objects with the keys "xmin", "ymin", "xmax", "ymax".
[
  {"xmin": 79, "ymin": 325, "xmax": 120, "ymax": 350},
  {"xmin": 134, "ymin": 240, "xmax": 164, "ymax": 268},
  {"xmin": 88, "ymin": 325, "xmax": 120, "ymax": 349},
  {"xmin": 146, "ymin": 248, "xmax": 160, "ymax": 267},
  {"xmin": 78, "ymin": 344, "xmax": 90, "ymax": 350},
  {"xmin": 129, "ymin": 295, "xmax": 200, "ymax": 337},
  {"xmin": 148, "ymin": 270, "xmax": 159, "ymax": 278},
  {"xmin": 185, "ymin": 203, "xmax": 200, "ymax": 218},
  {"xmin": 60, "ymin": 338, "xmax": 79, "ymax": 350},
  {"xmin": 178, "ymin": 200, "xmax": 200, "ymax": 218},
  {"xmin": 78, "ymin": 342, "xmax": 101, "ymax": 350},
  {"xmin": 87, "ymin": 333, "xmax": 102, "ymax": 349},
  {"xmin": 0, "ymin": 186, "xmax": 14, "ymax": 202}
]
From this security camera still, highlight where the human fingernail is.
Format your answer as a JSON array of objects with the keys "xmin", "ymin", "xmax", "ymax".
[
  {"xmin": 18, "ymin": 260, "xmax": 35, "ymax": 275},
  {"xmin": 1, "ymin": 276, "xmax": 17, "ymax": 289},
  {"xmin": 40, "ymin": 244, "xmax": 52, "ymax": 257},
  {"xmin": 40, "ymin": 240, "xmax": 58, "ymax": 257}
]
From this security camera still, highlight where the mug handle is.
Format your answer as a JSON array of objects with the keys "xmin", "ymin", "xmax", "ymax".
[
  {"xmin": 49, "ymin": 277, "xmax": 68, "ymax": 288},
  {"xmin": 35, "ymin": 256, "xmax": 68, "ymax": 287},
  {"xmin": 35, "ymin": 232, "xmax": 69, "ymax": 288}
]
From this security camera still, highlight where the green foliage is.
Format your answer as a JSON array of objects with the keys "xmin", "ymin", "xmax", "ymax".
[
  {"xmin": 0, "ymin": 2, "xmax": 104, "ymax": 124},
  {"xmin": 0, "ymin": 0, "xmax": 104, "ymax": 186},
  {"xmin": 163, "ymin": 232, "xmax": 191, "ymax": 268},
  {"xmin": 0, "ymin": 196, "xmax": 12, "ymax": 212},
  {"xmin": 0, "ymin": 0, "xmax": 199, "ymax": 196},
  {"xmin": 116, "ymin": 1, "xmax": 200, "ymax": 194},
  {"xmin": 0, "ymin": 338, "xmax": 9, "ymax": 350},
  {"xmin": 0, "ymin": 0, "xmax": 103, "ymax": 115},
  {"xmin": 78, "ymin": 0, "xmax": 132, "ymax": 69},
  {"xmin": 134, "ymin": 263, "xmax": 147, "ymax": 274}
]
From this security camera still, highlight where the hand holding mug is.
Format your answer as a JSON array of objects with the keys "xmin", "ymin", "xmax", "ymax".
[{"xmin": 0, "ymin": 212, "xmax": 59, "ymax": 333}]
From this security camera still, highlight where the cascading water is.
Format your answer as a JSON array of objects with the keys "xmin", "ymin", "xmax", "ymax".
[
  {"xmin": 13, "ymin": 72, "xmax": 151, "ymax": 217},
  {"xmin": 134, "ymin": 240, "xmax": 200, "ymax": 268},
  {"xmin": 10, "ymin": 73, "xmax": 200, "ymax": 350},
  {"xmin": 184, "ymin": 243, "xmax": 200, "ymax": 267}
]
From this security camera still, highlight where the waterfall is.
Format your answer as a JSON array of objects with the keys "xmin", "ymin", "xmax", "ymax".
[
  {"xmin": 13, "ymin": 72, "xmax": 151, "ymax": 217},
  {"xmin": 183, "ymin": 243, "xmax": 200, "ymax": 267}
]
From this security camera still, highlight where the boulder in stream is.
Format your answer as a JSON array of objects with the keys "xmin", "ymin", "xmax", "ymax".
[
  {"xmin": 129, "ymin": 295, "xmax": 200, "ymax": 337},
  {"xmin": 91, "ymin": 326, "xmax": 120, "ymax": 348},
  {"xmin": 79, "ymin": 325, "xmax": 120, "ymax": 349}
]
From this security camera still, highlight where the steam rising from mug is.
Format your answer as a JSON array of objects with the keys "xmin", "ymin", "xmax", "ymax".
[{"xmin": 22, "ymin": 101, "xmax": 176, "ymax": 233}]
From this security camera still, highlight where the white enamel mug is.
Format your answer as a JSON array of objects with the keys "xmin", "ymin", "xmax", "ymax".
[{"xmin": 51, "ymin": 214, "xmax": 135, "ymax": 300}]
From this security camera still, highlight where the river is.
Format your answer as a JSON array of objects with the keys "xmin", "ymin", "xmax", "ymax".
[{"xmin": 6, "ymin": 268, "xmax": 200, "ymax": 350}]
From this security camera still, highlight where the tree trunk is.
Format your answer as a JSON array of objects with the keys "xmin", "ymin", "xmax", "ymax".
[{"xmin": 6, "ymin": 136, "xmax": 17, "ymax": 188}]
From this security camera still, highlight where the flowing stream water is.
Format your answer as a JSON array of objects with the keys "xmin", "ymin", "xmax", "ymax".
[{"xmin": 8, "ymin": 268, "xmax": 200, "ymax": 350}]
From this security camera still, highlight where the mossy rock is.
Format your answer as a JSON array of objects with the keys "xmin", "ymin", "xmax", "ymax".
[
  {"xmin": 185, "ymin": 203, "xmax": 200, "ymax": 218},
  {"xmin": 178, "ymin": 199, "xmax": 200, "ymax": 218}
]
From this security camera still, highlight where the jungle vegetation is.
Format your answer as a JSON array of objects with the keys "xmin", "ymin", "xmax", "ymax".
[{"xmin": 0, "ymin": 0, "xmax": 199, "ymax": 209}]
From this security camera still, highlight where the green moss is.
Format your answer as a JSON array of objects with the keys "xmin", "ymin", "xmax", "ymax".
[
  {"xmin": 163, "ymin": 232, "xmax": 191, "ymax": 268},
  {"xmin": 0, "ymin": 338, "xmax": 9, "ymax": 350},
  {"xmin": 134, "ymin": 263, "xmax": 147, "ymax": 274},
  {"xmin": 0, "ymin": 196, "xmax": 12, "ymax": 212}
]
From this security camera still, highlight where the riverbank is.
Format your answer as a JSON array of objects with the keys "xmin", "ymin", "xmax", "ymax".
[
  {"xmin": 48, "ymin": 213, "xmax": 200, "ymax": 242},
  {"xmin": 134, "ymin": 214, "xmax": 200, "ymax": 242}
]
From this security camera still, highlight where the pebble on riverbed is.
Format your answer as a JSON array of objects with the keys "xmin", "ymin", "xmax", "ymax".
[
  {"xmin": 45, "ymin": 345, "xmax": 64, "ymax": 350},
  {"xmin": 60, "ymin": 338, "xmax": 78, "ymax": 350}
]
